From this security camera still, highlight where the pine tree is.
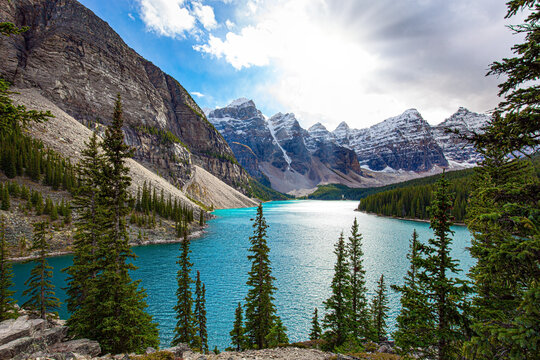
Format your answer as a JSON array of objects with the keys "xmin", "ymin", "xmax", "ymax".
[
  {"xmin": 65, "ymin": 132, "xmax": 106, "ymax": 338},
  {"xmin": 0, "ymin": 216, "xmax": 17, "ymax": 321},
  {"xmin": 199, "ymin": 210, "xmax": 205, "ymax": 226},
  {"xmin": 265, "ymin": 317, "xmax": 288, "ymax": 348},
  {"xmin": 347, "ymin": 218, "xmax": 370, "ymax": 339},
  {"xmin": 90, "ymin": 95, "xmax": 158, "ymax": 354},
  {"xmin": 392, "ymin": 230, "xmax": 434, "ymax": 355},
  {"xmin": 370, "ymin": 274, "xmax": 389, "ymax": 342},
  {"xmin": 323, "ymin": 232, "xmax": 352, "ymax": 346},
  {"xmin": 244, "ymin": 203, "xmax": 277, "ymax": 349},
  {"xmin": 309, "ymin": 307, "xmax": 322, "ymax": 340},
  {"xmin": 230, "ymin": 302, "xmax": 246, "ymax": 351},
  {"xmin": 462, "ymin": 2, "xmax": 540, "ymax": 359},
  {"xmin": 22, "ymin": 221, "xmax": 60, "ymax": 319},
  {"xmin": 194, "ymin": 270, "xmax": 208, "ymax": 353},
  {"xmin": 416, "ymin": 175, "xmax": 471, "ymax": 360},
  {"xmin": 172, "ymin": 231, "xmax": 196, "ymax": 346}
]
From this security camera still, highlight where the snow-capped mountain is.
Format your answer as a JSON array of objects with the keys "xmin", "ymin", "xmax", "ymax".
[
  {"xmin": 208, "ymin": 100, "xmax": 365, "ymax": 194},
  {"xmin": 332, "ymin": 109, "xmax": 448, "ymax": 172},
  {"xmin": 208, "ymin": 99, "xmax": 490, "ymax": 194},
  {"xmin": 432, "ymin": 107, "xmax": 489, "ymax": 166}
]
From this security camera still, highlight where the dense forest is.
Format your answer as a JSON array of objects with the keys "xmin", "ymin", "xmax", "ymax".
[{"xmin": 357, "ymin": 157, "xmax": 539, "ymax": 222}]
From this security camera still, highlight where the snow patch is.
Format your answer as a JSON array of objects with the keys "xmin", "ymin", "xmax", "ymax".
[{"xmin": 267, "ymin": 119, "xmax": 292, "ymax": 169}]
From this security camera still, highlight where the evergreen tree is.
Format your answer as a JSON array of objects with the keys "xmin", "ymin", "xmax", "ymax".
[
  {"xmin": 230, "ymin": 302, "xmax": 246, "ymax": 351},
  {"xmin": 370, "ymin": 274, "xmax": 389, "ymax": 342},
  {"xmin": 1, "ymin": 185, "xmax": 9, "ymax": 211},
  {"xmin": 194, "ymin": 270, "xmax": 208, "ymax": 353},
  {"xmin": 0, "ymin": 216, "xmax": 17, "ymax": 321},
  {"xmin": 323, "ymin": 232, "xmax": 352, "ymax": 346},
  {"xmin": 22, "ymin": 222, "xmax": 60, "ymax": 319},
  {"xmin": 265, "ymin": 317, "xmax": 288, "ymax": 348},
  {"xmin": 65, "ymin": 132, "xmax": 106, "ymax": 338},
  {"xmin": 462, "ymin": 2, "xmax": 540, "ymax": 359},
  {"xmin": 416, "ymin": 175, "xmax": 471, "ymax": 360},
  {"xmin": 244, "ymin": 203, "xmax": 277, "ymax": 349},
  {"xmin": 347, "ymin": 218, "xmax": 370, "ymax": 339},
  {"xmin": 172, "ymin": 231, "xmax": 196, "ymax": 346},
  {"xmin": 309, "ymin": 307, "xmax": 322, "ymax": 340},
  {"xmin": 90, "ymin": 95, "xmax": 158, "ymax": 354},
  {"xmin": 392, "ymin": 230, "xmax": 434, "ymax": 355}
]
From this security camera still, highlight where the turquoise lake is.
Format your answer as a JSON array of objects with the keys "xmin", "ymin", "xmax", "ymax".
[{"xmin": 11, "ymin": 200, "xmax": 473, "ymax": 350}]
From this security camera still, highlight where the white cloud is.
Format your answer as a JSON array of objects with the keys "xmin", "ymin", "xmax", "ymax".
[
  {"xmin": 136, "ymin": 0, "xmax": 217, "ymax": 37},
  {"xmin": 225, "ymin": 19, "xmax": 235, "ymax": 29},
  {"xmin": 193, "ymin": 0, "xmax": 515, "ymax": 128},
  {"xmin": 192, "ymin": 91, "xmax": 205, "ymax": 97},
  {"xmin": 128, "ymin": 13, "xmax": 135, "ymax": 21},
  {"xmin": 193, "ymin": 1, "xmax": 217, "ymax": 30},
  {"xmin": 138, "ymin": 0, "xmax": 196, "ymax": 37}
]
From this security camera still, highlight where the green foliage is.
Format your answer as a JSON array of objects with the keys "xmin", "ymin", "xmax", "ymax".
[
  {"xmin": 136, "ymin": 124, "xmax": 188, "ymax": 149},
  {"xmin": 323, "ymin": 232, "xmax": 352, "ymax": 346},
  {"xmin": 265, "ymin": 317, "xmax": 289, "ymax": 348},
  {"xmin": 172, "ymin": 232, "xmax": 196, "ymax": 346},
  {"xmin": 230, "ymin": 302, "xmax": 246, "ymax": 351},
  {"xmin": 65, "ymin": 96, "xmax": 158, "ymax": 354},
  {"xmin": 244, "ymin": 203, "xmax": 278, "ymax": 349},
  {"xmin": 357, "ymin": 173, "xmax": 472, "ymax": 222},
  {"xmin": 407, "ymin": 176, "xmax": 472, "ymax": 359},
  {"xmin": 0, "ymin": 22, "xmax": 28, "ymax": 36},
  {"xmin": 462, "ymin": 3, "xmax": 540, "ymax": 359},
  {"xmin": 247, "ymin": 179, "xmax": 293, "ymax": 201},
  {"xmin": 392, "ymin": 230, "xmax": 434, "ymax": 355},
  {"xmin": 22, "ymin": 221, "xmax": 60, "ymax": 319},
  {"xmin": 370, "ymin": 274, "xmax": 389, "ymax": 342},
  {"xmin": 309, "ymin": 307, "xmax": 322, "ymax": 340},
  {"xmin": 348, "ymin": 219, "xmax": 371, "ymax": 340},
  {"xmin": 194, "ymin": 270, "xmax": 208, "ymax": 353},
  {"xmin": 0, "ymin": 216, "xmax": 17, "ymax": 321}
]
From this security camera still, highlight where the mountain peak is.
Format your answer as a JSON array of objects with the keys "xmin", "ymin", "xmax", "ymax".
[
  {"xmin": 335, "ymin": 121, "xmax": 350, "ymax": 131},
  {"xmin": 308, "ymin": 122, "xmax": 328, "ymax": 133},
  {"xmin": 228, "ymin": 98, "xmax": 254, "ymax": 108}
]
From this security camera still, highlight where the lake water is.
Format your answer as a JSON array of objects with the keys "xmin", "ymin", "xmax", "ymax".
[{"xmin": 11, "ymin": 200, "xmax": 473, "ymax": 350}]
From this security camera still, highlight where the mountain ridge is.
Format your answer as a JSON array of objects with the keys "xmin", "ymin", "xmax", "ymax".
[{"xmin": 208, "ymin": 99, "xmax": 489, "ymax": 194}]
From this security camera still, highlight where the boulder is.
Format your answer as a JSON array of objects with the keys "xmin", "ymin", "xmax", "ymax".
[
  {"xmin": 0, "ymin": 315, "xmax": 47, "ymax": 346},
  {"xmin": 162, "ymin": 343, "xmax": 191, "ymax": 357},
  {"xmin": 48, "ymin": 338, "xmax": 101, "ymax": 357}
]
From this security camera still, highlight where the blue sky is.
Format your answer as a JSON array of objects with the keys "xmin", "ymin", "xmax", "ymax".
[{"xmin": 78, "ymin": 0, "xmax": 520, "ymax": 130}]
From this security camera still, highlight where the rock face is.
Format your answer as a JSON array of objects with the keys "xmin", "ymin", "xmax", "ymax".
[
  {"xmin": 0, "ymin": 0, "xmax": 250, "ymax": 191},
  {"xmin": 208, "ymin": 100, "xmax": 365, "ymax": 194},
  {"xmin": 0, "ymin": 315, "xmax": 99, "ymax": 360}
]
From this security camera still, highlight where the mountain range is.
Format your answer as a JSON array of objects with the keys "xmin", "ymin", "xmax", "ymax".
[{"xmin": 207, "ymin": 99, "xmax": 489, "ymax": 194}]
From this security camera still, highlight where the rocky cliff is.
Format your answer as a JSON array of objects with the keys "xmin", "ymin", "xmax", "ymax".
[{"xmin": 0, "ymin": 0, "xmax": 250, "ymax": 191}]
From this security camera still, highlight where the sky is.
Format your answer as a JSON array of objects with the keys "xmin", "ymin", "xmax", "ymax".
[{"xmin": 77, "ymin": 0, "xmax": 523, "ymax": 130}]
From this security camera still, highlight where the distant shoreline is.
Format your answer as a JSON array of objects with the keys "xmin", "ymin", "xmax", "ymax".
[
  {"xmin": 355, "ymin": 209, "xmax": 467, "ymax": 227},
  {"xmin": 9, "ymin": 229, "xmax": 206, "ymax": 263}
]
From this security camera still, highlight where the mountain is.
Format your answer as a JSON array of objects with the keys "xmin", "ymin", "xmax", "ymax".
[
  {"xmin": 432, "ymin": 107, "xmax": 488, "ymax": 165},
  {"xmin": 208, "ymin": 100, "xmax": 367, "ymax": 194},
  {"xmin": 209, "ymin": 100, "xmax": 490, "ymax": 194},
  {"xmin": 0, "ymin": 0, "xmax": 250, "ymax": 193},
  {"xmin": 332, "ymin": 109, "xmax": 448, "ymax": 172}
]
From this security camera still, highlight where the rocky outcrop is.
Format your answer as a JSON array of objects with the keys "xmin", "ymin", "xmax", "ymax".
[
  {"xmin": 0, "ymin": 315, "xmax": 99, "ymax": 360},
  {"xmin": 0, "ymin": 0, "xmax": 250, "ymax": 191}
]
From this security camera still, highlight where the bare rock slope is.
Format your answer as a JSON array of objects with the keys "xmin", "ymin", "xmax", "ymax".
[
  {"xmin": 0, "ymin": 0, "xmax": 250, "ymax": 191},
  {"xmin": 11, "ymin": 88, "xmax": 255, "ymax": 211}
]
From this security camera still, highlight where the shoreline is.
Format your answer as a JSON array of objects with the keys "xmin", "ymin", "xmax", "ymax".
[
  {"xmin": 355, "ymin": 209, "xmax": 467, "ymax": 227},
  {"xmin": 9, "ymin": 229, "xmax": 207, "ymax": 263}
]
